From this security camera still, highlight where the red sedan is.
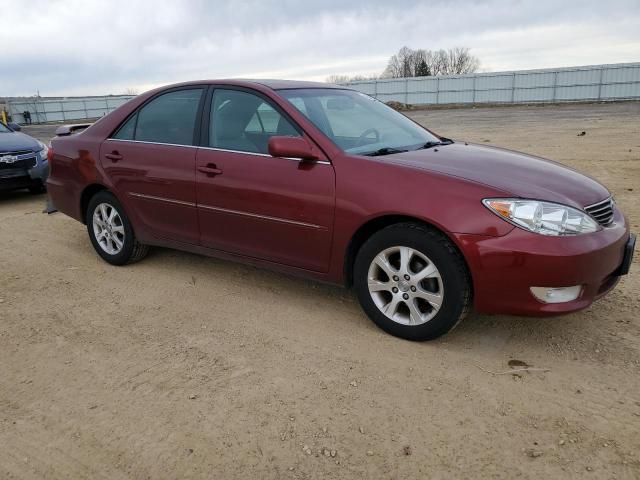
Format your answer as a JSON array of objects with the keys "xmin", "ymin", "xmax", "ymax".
[{"xmin": 47, "ymin": 80, "xmax": 635, "ymax": 340}]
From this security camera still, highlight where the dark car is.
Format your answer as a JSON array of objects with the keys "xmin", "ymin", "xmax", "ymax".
[
  {"xmin": 0, "ymin": 121, "xmax": 49, "ymax": 193},
  {"xmin": 46, "ymin": 80, "xmax": 635, "ymax": 340}
]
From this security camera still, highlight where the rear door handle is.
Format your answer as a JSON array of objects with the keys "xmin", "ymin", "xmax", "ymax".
[
  {"xmin": 198, "ymin": 163, "xmax": 223, "ymax": 176},
  {"xmin": 105, "ymin": 151, "xmax": 123, "ymax": 162}
]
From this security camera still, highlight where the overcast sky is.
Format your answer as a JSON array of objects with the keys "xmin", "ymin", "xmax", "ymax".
[{"xmin": 1, "ymin": 0, "xmax": 639, "ymax": 97}]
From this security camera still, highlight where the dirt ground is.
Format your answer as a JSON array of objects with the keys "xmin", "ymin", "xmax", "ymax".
[{"xmin": 1, "ymin": 102, "xmax": 639, "ymax": 479}]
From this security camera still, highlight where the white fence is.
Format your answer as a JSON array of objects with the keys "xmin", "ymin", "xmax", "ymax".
[
  {"xmin": 345, "ymin": 62, "xmax": 640, "ymax": 105},
  {"xmin": 5, "ymin": 62, "xmax": 639, "ymax": 123},
  {"xmin": 6, "ymin": 95, "xmax": 135, "ymax": 124}
]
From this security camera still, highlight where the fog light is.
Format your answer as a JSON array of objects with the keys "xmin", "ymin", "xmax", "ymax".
[{"xmin": 530, "ymin": 286, "xmax": 582, "ymax": 303}]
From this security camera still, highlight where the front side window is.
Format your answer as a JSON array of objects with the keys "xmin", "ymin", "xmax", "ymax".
[
  {"xmin": 113, "ymin": 89, "xmax": 203, "ymax": 145},
  {"xmin": 209, "ymin": 89, "xmax": 300, "ymax": 154},
  {"xmin": 279, "ymin": 88, "xmax": 440, "ymax": 155}
]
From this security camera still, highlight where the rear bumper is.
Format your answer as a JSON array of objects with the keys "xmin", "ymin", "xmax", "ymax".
[
  {"xmin": 47, "ymin": 177, "xmax": 83, "ymax": 221},
  {"xmin": 456, "ymin": 208, "xmax": 633, "ymax": 316}
]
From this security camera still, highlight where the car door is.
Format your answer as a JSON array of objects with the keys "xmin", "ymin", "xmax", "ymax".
[
  {"xmin": 101, "ymin": 87, "xmax": 205, "ymax": 245},
  {"xmin": 195, "ymin": 87, "xmax": 335, "ymax": 272}
]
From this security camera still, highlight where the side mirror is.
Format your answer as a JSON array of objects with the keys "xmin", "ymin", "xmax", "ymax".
[
  {"xmin": 268, "ymin": 136, "xmax": 318, "ymax": 161},
  {"xmin": 8, "ymin": 122, "xmax": 21, "ymax": 131}
]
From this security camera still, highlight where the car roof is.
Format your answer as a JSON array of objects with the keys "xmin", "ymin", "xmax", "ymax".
[
  {"xmin": 244, "ymin": 79, "xmax": 347, "ymax": 90},
  {"xmin": 155, "ymin": 79, "xmax": 349, "ymax": 92}
]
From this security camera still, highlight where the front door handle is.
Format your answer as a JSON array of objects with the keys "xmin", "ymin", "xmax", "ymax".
[
  {"xmin": 105, "ymin": 151, "xmax": 123, "ymax": 162},
  {"xmin": 198, "ymin": 163, "xmax": 223, "ymax": 176}
]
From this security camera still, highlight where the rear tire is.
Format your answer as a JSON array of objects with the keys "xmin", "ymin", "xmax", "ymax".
[
  {"xmin": 86, "ymin": 191, "xmax": 149, "ymax": 265},
  {"xmin": 354, "ymin": 222, "xmax": 471, "ymax": 341}
]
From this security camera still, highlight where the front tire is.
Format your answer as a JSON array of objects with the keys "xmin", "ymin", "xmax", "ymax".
[
  {"xmin": 86, "ymin": 191, "xmax": 149, "ymax": 265},
  {"xmin": 28, "ymin": 181, "xmax": 46, "ymax": 194},
  {"xmin": 354, "ymin": 223, "xmax": 471, "ymax": 341}
]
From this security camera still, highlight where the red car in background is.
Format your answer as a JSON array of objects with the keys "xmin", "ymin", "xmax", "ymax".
[{"xmin": 47, "ymin": 80, "xmax": 635, "ymax": 340}]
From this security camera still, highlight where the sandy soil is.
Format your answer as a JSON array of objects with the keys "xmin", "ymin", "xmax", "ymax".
[{"xmin": 1, "ymin": 102, "xmax": 639, "ymax": 479}]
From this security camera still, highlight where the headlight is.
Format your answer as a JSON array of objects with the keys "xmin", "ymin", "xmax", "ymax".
[
  {"xmin": 483, "ymin": 198, "xmax": 600, "ymax": 236},
  {"xmin": 37, "ymin": 142, "xmax": 48, "ymax": 161}
]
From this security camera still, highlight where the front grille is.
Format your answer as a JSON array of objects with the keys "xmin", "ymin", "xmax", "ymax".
[
  {"xmin": 0, "ymin": 151, "xmax": 37, "ymax": 171},
  {"xmin": 585, "ymin": 197, "xmax": 614, "ymax": 226},
  {"xmin": 0, "ymin": 150, "xmax": 32, "ymax": 156}
]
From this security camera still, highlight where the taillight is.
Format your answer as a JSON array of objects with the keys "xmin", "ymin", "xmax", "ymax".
[{"xmin": 47, "ymin": 144, "xmax": 54, "ymax": 162}]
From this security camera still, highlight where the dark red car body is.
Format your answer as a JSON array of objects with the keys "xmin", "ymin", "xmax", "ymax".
[{"xmin": 48, "ymin": 80, "xmax": 632, "ymax": 316}]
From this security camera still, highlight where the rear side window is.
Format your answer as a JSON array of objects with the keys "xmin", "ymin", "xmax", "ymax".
[
  {"xmin": 286, "ymin": 97, "xmax": 308, "ymax": 116},
  {"xmin": 245, "ymin": 103, "xmax": 281, "ymax": 134},
  {"xmin": 114, "ymin": 89, "xmax": 203, "ymax": 145},
  {"xmin": 113, "ymin": 114, "xmax": 136, "ymax": 140}
]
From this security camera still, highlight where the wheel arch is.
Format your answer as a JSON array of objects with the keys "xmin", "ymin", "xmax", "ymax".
[
  {"xmin": 80, "ymin": 183, "xmax": 109, "ymax": 224},
  {"xmin": 343, "ymin": 215, "xmax": 473, "ymax": 291}
]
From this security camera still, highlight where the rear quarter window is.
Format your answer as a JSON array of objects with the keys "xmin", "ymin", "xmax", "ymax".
[{"xmin": 113, "ymin": 114, "xmax": 136, "ymax": 140}]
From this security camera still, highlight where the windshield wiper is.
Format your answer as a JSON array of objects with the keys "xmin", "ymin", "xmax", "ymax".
[
  {"xmin": 419, "ymin": 138, "xmax": 454, "ymax": 150},
  {"xmin": 363, "ymin": 147, "xmax": 409, "ymax": 157}
]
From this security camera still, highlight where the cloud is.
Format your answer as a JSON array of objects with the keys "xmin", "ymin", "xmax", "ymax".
[{"xmin": 0, "ymin": 0, "xmax": 638, "ymax": 96}]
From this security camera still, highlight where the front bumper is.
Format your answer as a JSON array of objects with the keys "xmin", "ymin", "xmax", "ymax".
[
  {"xmin": 456, "ymin": 207, "xmax": 633, "ymax": 316},
  {"xmin": 0, "ymin": 175, "xmax": 38, "ymax": 191},
  {"xmin": 29, "ymin": 158, "xmax": 49, "ymax": 182},
  {"xmin": 0, "ymin": 154, "xmax": 48, "ymax": 190}
]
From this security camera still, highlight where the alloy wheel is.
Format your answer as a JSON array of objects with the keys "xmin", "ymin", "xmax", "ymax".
[
  {"xmin": 367, "ymin": 246, "xmax": 444, "ymax": 325},
  {"xmin": 92, "ymin": 203, "xmax": 125, "ymax": 255}
]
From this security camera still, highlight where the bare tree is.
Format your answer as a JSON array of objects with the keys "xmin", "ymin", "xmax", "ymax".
[
  {"xmin": 383, "ymin": 46, "xmax": 418, "ymax": 78},
  {"xmin": 325, "ymin": 75, "xmax": 351, "ymax": 84},
  {"xmin": 350, "ymin": 74, "xmax": 379, "ymax": 81},
  {"xmin": 439, "ymin": 47, "xmax": 480, "ymax": 75},
  {"xmin": 326, "ymin": 74, "xmax": 380, "ymax": 84},
  {"xmin": 382, "ymin": 47, "xmax": 479, "ymax": 78}
]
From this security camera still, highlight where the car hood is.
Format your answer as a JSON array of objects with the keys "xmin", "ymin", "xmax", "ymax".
[
  {"xmin": 0, "ymin": 131, "xmax": 41, "ymax": 152},
  {"xmin": 385, "ymin": 143, "xmax": 609, "ymax": 208}
]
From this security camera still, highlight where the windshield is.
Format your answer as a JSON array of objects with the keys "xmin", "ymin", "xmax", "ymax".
[
  {"xmin": 0, "ymin": 122, "xmax": 11, "ymax": 133},
  {"xmin": 279, "ymin": 88, "xmax": 440, "ymax": 155}
]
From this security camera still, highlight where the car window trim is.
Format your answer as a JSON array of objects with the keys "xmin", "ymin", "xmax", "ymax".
[
  {"xmin": 106, "ymin": 138, "xmax": 331, "ymax": 165},
  {"xmin": 108, "ymin": 85, "xmax": 207, "ymax": 146}
]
